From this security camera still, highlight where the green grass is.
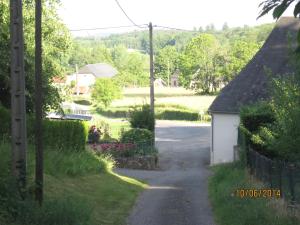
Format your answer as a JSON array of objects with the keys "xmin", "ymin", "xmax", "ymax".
[
  {"xmin": 209, "ymin": 163, "xmax": 299, "ymax": 225},
  {"xmin": 111, "ymin": 87, "xmax": 216, "ymax": 111},
  {"xmin": 0, "ymin": 142, "xmax": 146, "ymax": 225},
  {"xmin": 46, "ymin": 173, "xmax": 145, "ymax": 225},
  {"xmin": 94, "ymin": 104, "xmax": 211, "ymax": 122},
  {"xmin": 89, "ymin": 115, "xmax": 131, "ymax": 139}
]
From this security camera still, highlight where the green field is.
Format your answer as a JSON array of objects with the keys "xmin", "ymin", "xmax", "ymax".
[
  {"xmin": 92, "ymin": 87, "xmax": 215, "ymax": 122},
  {"xmin": 112, "ymin": 87, "xmax": 216, "ymax": 112}
]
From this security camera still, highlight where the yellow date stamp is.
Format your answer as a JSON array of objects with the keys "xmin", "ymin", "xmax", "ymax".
[{"xmin": 234, "ymin": 189, "xmax": 281, "ymax": 198}]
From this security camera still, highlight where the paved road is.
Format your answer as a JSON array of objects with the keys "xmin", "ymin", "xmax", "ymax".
[{"xmin": 116, "ymin": 120, "xmax": 215, "ymax": 225}]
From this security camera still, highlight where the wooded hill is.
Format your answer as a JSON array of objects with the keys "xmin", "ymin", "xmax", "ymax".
[{"xmin": 70, "ymin": 23, "xmax": 274, "ymax": 93}]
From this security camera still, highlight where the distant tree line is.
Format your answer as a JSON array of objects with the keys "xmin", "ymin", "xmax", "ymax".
[
  {"xmin": 72, "ymin": 23, "xmax": 273, "ymax": 94},
  {"xmin": 0, "ymin": 0, "xmax": 274, "ymax": 112}
]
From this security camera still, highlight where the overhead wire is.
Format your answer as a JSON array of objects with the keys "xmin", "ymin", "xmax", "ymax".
[
  {"xmin": 155, "ymin": 25, "xmax": 198, "ymax": 32},
  {"xmin": 70, "ymin": 24, "xmax": 148, "ymax": 32},
  {"xmin": 114, "ymin": 0, "xmax": 146, "ymax": 28}
]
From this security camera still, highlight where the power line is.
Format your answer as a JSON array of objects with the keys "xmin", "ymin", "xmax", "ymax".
[
  {"xmin": 155, "ymin": 25, "xmax": 198, "ymax": 32},
  {"xmin": 70, "ymin": 24, "xmax": 199, "ymax": 33},
  {"xmin": 114, "ymin": 0, "xmax": 145, "ymax": 28},
  {"xmin": 70, "ymin": 24, "xmax": 147, "ymax": 32}
]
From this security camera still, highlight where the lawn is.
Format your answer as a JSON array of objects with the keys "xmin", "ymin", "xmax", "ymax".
[
  {"xmin": 93, "ymin": 87, "xmax": 215, "ymax": 122},
  {"xmin": 112, "ymin": 87, "xmax": 216, "ymax": 112},
  {"xmin": 0, "ymin": 142, "xmax": 146, "ymax": 225},
  {"xmin": 65, "ymin": 87, "xmax": 215, "ymax": 122},
  {"xmin": 209, "ymin": 163, "xmax": 299, "ymax": 225}
]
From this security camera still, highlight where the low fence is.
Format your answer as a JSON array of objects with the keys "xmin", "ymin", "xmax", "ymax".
[{"xmin": 247, "ymin": 148, "xmax": 300, "ymax": 205}]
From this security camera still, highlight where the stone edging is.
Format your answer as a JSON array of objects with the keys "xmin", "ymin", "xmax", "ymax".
[{"xmin": 114, "ymin": 155, "xmax": 158, "ymax": 170}]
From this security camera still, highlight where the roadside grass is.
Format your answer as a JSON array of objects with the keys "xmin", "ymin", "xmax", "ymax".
[
  {"xmin": 209, "ymin": 163, "xmax": 299, "ymax": 225},
  {"xmin": 0, "ymin": 142, "xmax": 146, "ymax": 225},
  {"xmin": 45, "ymin": 173, "xmax": 146, "ymax": 225}
]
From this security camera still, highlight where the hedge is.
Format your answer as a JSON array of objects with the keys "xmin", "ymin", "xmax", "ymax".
[
  {"xmin": 240, "ymin": 102, "xmax": 275, "ymax": 133},
  {"xmin": 0, "ymin": 106, "xmax": 88, "ymax": 151},
  {"xmin": 155, "ymin": 109, "xmax": 199, "ymax": 121},
  {"xmin": 239, "ymin": 102, "xmax": 276, "ymax": 156},
  {"xmin": 42, "ymin": 120, "xmax": 88, "ymax": 151}
]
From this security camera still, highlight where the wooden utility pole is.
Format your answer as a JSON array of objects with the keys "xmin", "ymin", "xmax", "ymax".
[
  {"xmin": 167, "ymin": 60, "xmax": 170, "ymax": 87},
  {"xmin": 10, "ymin": 0, "xmax": 27, "ymax": 192},
  {"xmin": 149, "ymin": 22, "xmax": 155, "ymax": 116},
  {"xmin": 35, "ymin": 0, "xmax": 43, "ymax": 205}
]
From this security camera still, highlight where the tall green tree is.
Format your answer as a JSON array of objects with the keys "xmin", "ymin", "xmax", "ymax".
[
  {"xmin": 180, "ymin": 34, "xmax": 223, "ymax": 93},
  {"xmin": 91, "ymin": 78, "xmax": 122, "ymax": 108},
  {"xmin": 154, "ymin": 46, "xmax": 179, "ymax": 85},
  {"xmin": 112, "ymin": 47, "xmax": 149, "ymax": 87},
  {"xmin": 0, "ymin": 0, "xmax": 71, "ymax": 112},
  {"xmin": 224, "ymin": 40, "xmax": 260, "ymax": 83}
]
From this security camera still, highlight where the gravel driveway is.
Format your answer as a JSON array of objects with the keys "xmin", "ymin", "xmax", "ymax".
[{"xmin": 116, "ymin": 120, "xmax": 215, "ymax": 225}]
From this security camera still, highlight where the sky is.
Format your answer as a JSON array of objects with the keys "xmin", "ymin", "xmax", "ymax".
[{"xmin": 58, "ymin": 0, "xmax": 295, "ymax": 36}]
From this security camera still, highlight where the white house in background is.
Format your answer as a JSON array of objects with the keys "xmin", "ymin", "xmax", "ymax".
[
  {"xmin": 66, "ymin": 63, "xmax": 118, "ymax": 94},
  {"xmin": 208, "ymin": 17, "xmax": 299, "ymax": 165}
]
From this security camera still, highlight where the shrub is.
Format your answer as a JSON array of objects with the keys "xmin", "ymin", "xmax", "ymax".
[
  {"xmin": 42, "ymin": 120, "xmax": 88, "ymax": 152},
  {"xmin": 121, "ymin": 128, "xmax": 154, "ymax": 145},
  {"xmin": 239, "ymin": 102, "xmax": 276, "ymax": 157},
  {"xmin": 91, "ymin": 78, "xmax": 122, "ymax": 108},
  {"xmin": 240, "ymin": 102, "xmax": 275, "ymax": 133},
  {"xmin": 267, "ymin": 76, "xmax": 300, "ymax": 161},
  {"xmin": 0, "ymin": 106, "xmax": 88, "ymax": 151},
  {"xmin": 129, "ymin": 104, "xmax": 155, "ymax": 132},
  {"xmin": 156, "ymin": 109, "xmax": 199, "ymax": 121}
]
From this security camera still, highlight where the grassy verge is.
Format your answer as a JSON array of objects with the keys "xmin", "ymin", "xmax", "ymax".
[
  {"xmin": 209, "ymin": 163, "xmax": 299, "ymax": 225},
  {"xmin": 0, "ymin": 142, "xmax": 145, "ymax": 225}
]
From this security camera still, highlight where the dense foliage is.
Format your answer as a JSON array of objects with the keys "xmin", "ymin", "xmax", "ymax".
[
  {"xmin": 0, "ymin": 0, "xmax": 71, "ymax": 112},
  {"xmin": 239, "ymin": 70, "xmax": 300, "ymax": 161},
  {"xmin": 129, "ymin": 104, "xmax": 155, "ymax": 132},
  {"xmin": 91, "ymin": 78, "xmax": 122, "ymax": 108},
  {"xmin": 121, "ymin": 128, "xmax": 154, "ymax": 146}
]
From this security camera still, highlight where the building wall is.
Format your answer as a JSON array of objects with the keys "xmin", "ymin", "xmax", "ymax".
[
  {"xmin": 211, "ymin": 113, "xmax": 240, "ymax": 165},
  {"xmin": 66, "ymin": 73, "xmax": 96, "ymax": 87}
]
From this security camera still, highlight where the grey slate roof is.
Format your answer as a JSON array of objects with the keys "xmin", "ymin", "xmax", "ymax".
[
  {"xmin": 209, "ymin": 17, "xmax": 300, "ymax": 114},
  {"xmin": 78, "ymin": 63, "xmax": 118, "ymax": 78}
]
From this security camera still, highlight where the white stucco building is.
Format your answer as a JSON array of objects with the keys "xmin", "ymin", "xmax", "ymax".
[
  {"xmin": 208, "ymin": 17, "xmax": 300, "ymax": 165},
  {"xmin": 66, "ymin": 63, "xmax": 118, "ymax": 94}
]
